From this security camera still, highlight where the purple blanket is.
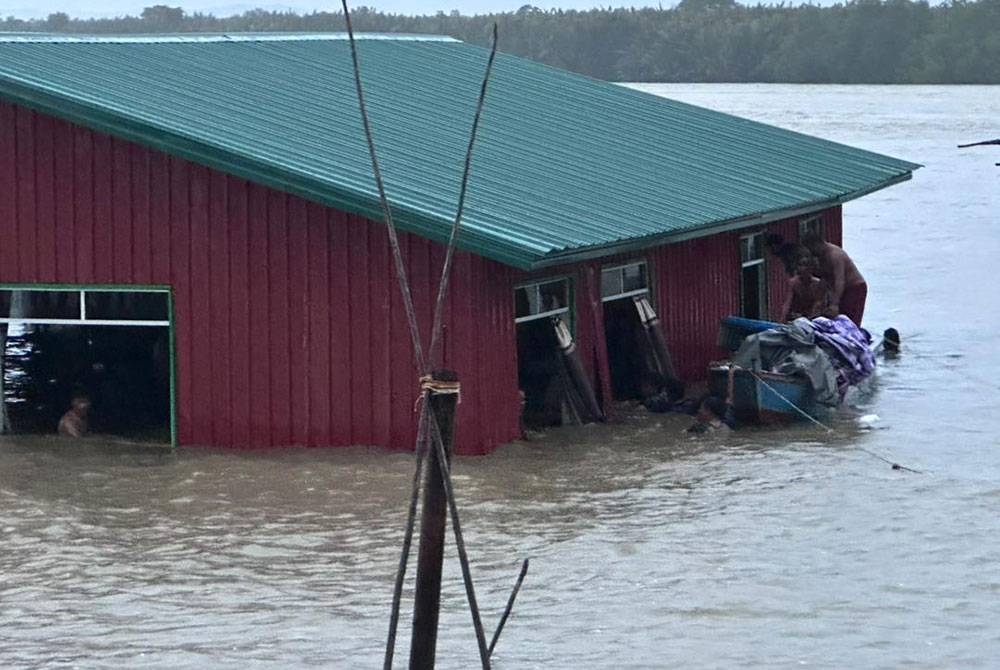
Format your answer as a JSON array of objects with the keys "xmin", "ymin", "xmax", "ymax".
[{"xmin": 811, "ymin": 316, "xmax": 876, "ymax": 389}]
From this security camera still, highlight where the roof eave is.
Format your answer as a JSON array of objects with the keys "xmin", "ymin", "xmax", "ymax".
[{"xmin": 525, "ymin": 170, "xmax": 915, "ymax": 271}]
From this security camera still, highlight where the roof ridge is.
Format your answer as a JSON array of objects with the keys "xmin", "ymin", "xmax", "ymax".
[{"xmin": 0, "ymin": 32, "xmax": 459, "ymax": 44}]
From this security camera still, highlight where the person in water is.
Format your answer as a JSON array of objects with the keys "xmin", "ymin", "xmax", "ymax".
[
  {"xmin": 58, "ymin": 392, "xmax": 91, "ymax": 438},
  {"xmin": 687, "ymin": 366, "xmax": 738, "ymax": 433},
  {"xmin": 779, "ymin": 253, "xmax": 828, "ymax": 322},
  {"xmin": 801, "ymin": 231, "xmax": 868, "ymax": 326}
]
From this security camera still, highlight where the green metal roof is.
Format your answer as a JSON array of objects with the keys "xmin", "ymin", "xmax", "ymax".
[{"xmin": 0, "ymin": 33, "xmax": 919, "ymax": 270}]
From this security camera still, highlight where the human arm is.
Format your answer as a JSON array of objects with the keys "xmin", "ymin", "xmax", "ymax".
[
  {"xmin": 826, "ymin": 248, "xmax": 847, "ymax": 316},
  {"xmin": 779, "ymin": 278, "xmax": 796, "ymax": 322}
]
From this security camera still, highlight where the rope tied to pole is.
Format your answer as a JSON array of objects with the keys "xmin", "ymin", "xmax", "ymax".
[{"xmin": 420, "ymin": 375, "xmax": 462, "ymax": 396}]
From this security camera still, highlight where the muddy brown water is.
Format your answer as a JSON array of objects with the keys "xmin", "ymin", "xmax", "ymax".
[{"xmin": 2, "ymin": 85, "xmax": 999, "ymax": 669}]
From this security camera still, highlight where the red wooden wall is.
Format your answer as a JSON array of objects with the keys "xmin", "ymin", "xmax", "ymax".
[
  {"xmin": 0, "ymin": 100, "xmax": 843, "ymax": 453},
  {"xmin": 525, "ymin": 206, "xmax": 843, "ymax": 395},
  {"xmin": 0, "ymin": 102, "xmax": 522, "ymax": 454}
]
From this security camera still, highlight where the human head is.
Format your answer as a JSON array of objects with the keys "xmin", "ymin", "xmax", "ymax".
[
  {"xmin": 795, "ymin": 252, "xmax": 817, "ymax": 278},
  {"xmin": 800, "ymin": 231, "xmax": 825, "ymax": 255},
  {"xmin": 882, "ymin": 327, "xmax": 901, "ymax": 353},
  {"xmin": 70, "ymin": 392, "xmax": 91, "ymax": 414},
  {"xmin": 764, "ymin": 233, "xmax": 785, "ymax": 253}
]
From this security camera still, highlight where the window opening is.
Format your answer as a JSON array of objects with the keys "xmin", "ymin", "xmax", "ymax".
[
  {"xmin": 600, "ymin": 262, "xmax": 657, "ymax": 400},
  {"xmin": 1, "ymin": 286, "xmax": 173, "ymax": 445},
  {"xmin": 799, "ymin": 215, "xmax": 824, "ymax": 239},
  {"xmin": 601, "ymin": 261, "xmax": 649, "ymax": 302},
  {"xmin": 740, "ymin": 233, "xmax": 768, "ymax": 320},
  {"xmin": 515, "ymin": 278, "xmax": 570, "ymax": 324}
]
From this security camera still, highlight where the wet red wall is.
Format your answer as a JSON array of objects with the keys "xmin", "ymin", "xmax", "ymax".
[
  {"xmin": 524, "ymin": 206, "xmax": 844, "ymax": 393},
  {"xmin": 0, "ymin": 102, "xmax": 522, "ymax": 454},
  {"xmin": 0, "ymin": 100, "xmax": 843, "ymax": 453}
]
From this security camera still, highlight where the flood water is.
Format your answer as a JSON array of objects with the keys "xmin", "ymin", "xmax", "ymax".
[{"xmin": 2, "ymin": 85, "xmax": 999, "ymax": 669}]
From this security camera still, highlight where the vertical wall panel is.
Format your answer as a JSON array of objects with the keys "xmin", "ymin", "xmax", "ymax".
[
  {"xmin": 287, "ymin": 197, "xmax": 310, "ymax": 447},
  {"xmin": 188, "ymin": 164, "xmax": 213, "ymax": 443},
  {"xmin": 227, "ymin": 178, "xmax": 251, "ymax": 448},
  {"xmin": 328, "ymin": 210, "xmax": 352, "ymax": 445},
  {"xmin": 110, "ymin": 139, "xmax": 133, "ymax": 282},
  {"xmin": 34, "ymin": 113, "xmax": 56, "ymax": 281},
  {"xmin": 130, "ymin": 144, "xmax": 152, "ymax": 284},
  {"xmin": 0, "ymin": 104, "xmax": 18, "ymax": 276},
  {"xmin": 72, "ymin": 125, "xmax": 95, "ymax": 283},
  {"xmin": 208, "ymin": 170, "xmax": 232, "ymax": 446},
  {"xmin": 92, "ymin": 133, "xmax": 113, "ymax": 283},
  {"xmin": 306, "ymin": 202, "xmax": 331, "ymax": 446},
  {"xmin": 14, "ymin": 108, "xmax": 37, "ymax": 282},
  {"xmin": 247, "ymin": 184, "xmax": 271, "ymax": 447},
  {"xmin": 52, "ymin": 120, "xmax": 76, "ymax": 282},
  {"xmin": 266, "ymin": 192, "xmax": 291, "ymax": 446}
]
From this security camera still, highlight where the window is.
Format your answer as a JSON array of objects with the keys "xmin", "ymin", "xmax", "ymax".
[
  {"xmin": 514, "ymin": 278, "xmax": 570, "ymax": 323},
  {"xmin": 739, "ymin": 233, "xmax": 768, "ymax": 320},
  {"xmin": 601, "ymin": 261, "xmax": 649, "ymax": 302},
  {"xmin": 799, "ymin": 215, "xmax": 824, "ymax": 238},
  {"xmin": 0, "ymin": 288, "xmax": 170, "ymax": 326}
]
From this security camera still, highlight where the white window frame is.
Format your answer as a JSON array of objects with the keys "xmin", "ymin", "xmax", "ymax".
[
  {"xmin": 739, "ymin": 232, "xmax": 768, "ymax": 319},
  {"xmin": 600, "ymin": 261, "xmax": 650, "ymax": 303},
  {"xmin": 514, "ymin": 277, "xmax": 571, "ymax": 324},
  {"xmin": 0, "ymin": 287, "xmax": 171, "ymax": 327}
]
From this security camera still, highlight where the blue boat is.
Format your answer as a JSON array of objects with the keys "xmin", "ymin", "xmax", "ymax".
[{"xmin": 708, "ymin": 364, "xmax": 815, "ymax": 424}]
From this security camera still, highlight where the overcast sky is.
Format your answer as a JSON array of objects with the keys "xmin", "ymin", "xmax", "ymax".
[{"xmin": 10, "ymin": 0, "xmax": 735, "ymax": 20}]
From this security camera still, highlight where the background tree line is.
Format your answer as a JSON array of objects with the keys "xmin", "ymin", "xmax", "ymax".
[{"xmin": 8, "ymin": 0, "xmax": 999, "ymax": 83}]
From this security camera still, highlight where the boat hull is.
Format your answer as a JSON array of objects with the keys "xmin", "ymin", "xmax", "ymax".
[{"xmin": 709, "ymin": 366, "xmax": 815, "ymax": 424}]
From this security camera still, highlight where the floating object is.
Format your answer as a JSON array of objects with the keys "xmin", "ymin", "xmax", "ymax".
[{"xmin": 858, "ymin": 413, "xmax": 880, "ymax": 428}]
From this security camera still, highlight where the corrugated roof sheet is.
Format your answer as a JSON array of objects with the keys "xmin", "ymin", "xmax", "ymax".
[{"xmin": 0, "ymin": 33, "xmax": 919, "ymax": 269}]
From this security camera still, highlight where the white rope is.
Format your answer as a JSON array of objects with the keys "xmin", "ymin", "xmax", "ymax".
[{"xmin": 746, "ymin": 369, "xmax": 922, "ymax": 474}]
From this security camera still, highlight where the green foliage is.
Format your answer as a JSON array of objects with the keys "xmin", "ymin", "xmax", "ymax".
[{"xmin": 2, "ymin": 1, "xmax": 997, "ymax": 83}]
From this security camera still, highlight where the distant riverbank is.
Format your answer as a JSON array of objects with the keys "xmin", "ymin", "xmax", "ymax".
[{"xmin": 6, "ymin": 1, "xmax": 999, "ymax": 85}]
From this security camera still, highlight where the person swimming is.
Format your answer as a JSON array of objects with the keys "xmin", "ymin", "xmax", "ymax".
[{"xmin": 58, "ymin": 392, "xmax": 91, "ymax": 438}]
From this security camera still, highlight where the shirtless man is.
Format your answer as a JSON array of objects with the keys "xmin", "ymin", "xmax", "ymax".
[
  {"xmin": 58, "ymin": 393, "xmax": 91, "ymax": 438},
  {"xmin": 801, "ymin": 232, "xmax": 867, "ymax": 326},
  {"xmin": 779, "ymin": 253, "xmax": 828, "ymax": 322}
]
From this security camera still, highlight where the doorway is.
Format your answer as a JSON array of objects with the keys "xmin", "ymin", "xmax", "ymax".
[
  {"xmin": 601, "ymin": 261, "xmax": 655, "ymax": 400},
  {"xmin": 0, "ymin": 286, "xmax": 175, "ymax": 445},
  {"xmin": 515, "ymin": 277, "xmax": 571, "ymax": 429}
]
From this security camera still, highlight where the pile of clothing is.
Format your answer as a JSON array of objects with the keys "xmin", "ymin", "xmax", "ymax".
[{"xmin": 732, "ymin": 316, "xmax": 875, "ymax": 406}]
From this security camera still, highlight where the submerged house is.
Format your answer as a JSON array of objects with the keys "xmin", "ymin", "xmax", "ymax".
[{"xmin": 0, "ymin": 34, "xmax": 917, "ymax": 452}]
